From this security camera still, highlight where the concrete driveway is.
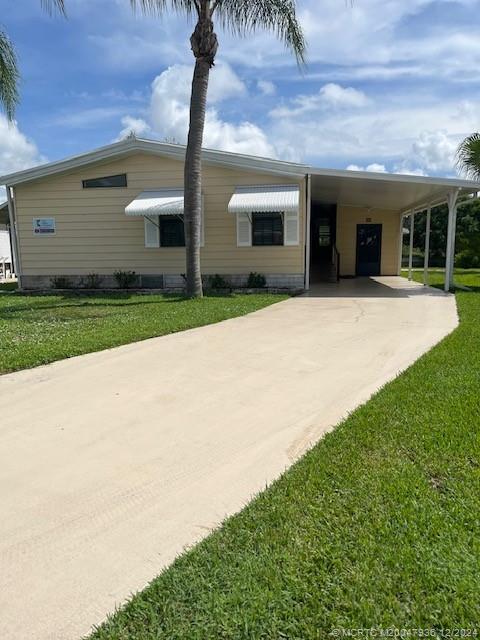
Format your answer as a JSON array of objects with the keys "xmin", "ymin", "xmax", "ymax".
[{"xmin": 0, "ymin": 277, "xmax": 458, "ymax": 640}]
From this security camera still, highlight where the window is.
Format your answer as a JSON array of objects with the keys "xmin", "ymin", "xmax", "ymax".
[
  {"xmin": 159, "ymin": 216, "xmax": 185, "ymax": 247},
  {"xmin": 82, "ymin": 174, "xmax": 127, "ymax": 188},
  {"xmin": 318, "ymin": 217, "xmax": 331, "ymax": 247},
  {"xmin": 252, "ymin": 212, "xmax": 283, "ymax": 246}
]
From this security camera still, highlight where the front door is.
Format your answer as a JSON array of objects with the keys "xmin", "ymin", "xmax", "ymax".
[{"xmin": 356, "ymin": 224, "xmax": 382, "ymax": 276}]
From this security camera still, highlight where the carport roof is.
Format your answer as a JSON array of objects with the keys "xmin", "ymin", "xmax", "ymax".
[
  {"xmin": 308, "ymin": 167, "xmax": 479, "ymax": 212},
  {"xmin": 0, "ymin": 137, "xmax": 478, "ymax": 213}
]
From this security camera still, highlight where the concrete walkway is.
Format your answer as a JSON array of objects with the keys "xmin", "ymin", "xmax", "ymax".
[{"xmin": 0, "ymin": 277, "xmax": 458, "ymax": 640}]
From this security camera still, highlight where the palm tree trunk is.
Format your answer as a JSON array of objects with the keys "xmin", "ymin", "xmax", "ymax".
[{"xmin": 184, "ymin": 57, "xmax": 210, "ymax": 298}]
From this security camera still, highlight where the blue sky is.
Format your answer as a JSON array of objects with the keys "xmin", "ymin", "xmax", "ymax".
[{"xmin": 1, "ymin": 0, "xmax": 480, "ymax": 184}]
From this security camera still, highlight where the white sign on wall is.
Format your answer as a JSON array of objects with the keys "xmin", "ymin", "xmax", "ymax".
[{"xmin": 33, "ymin": 218, "xmax": 56, "ymax": 235}]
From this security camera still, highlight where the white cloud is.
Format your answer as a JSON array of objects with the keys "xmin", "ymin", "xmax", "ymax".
[
  {"xmin": 271, "ymin": 83, "xmax": 369, "ymax": 118},
  {"xmin": 119, "ymin": 61, "xmax": 276, "ymax": 158},
  {"xmin": 319, "ymin": 83, "xmax": 370, "ymax": 108},
  {"xmin": 0, "ymin": 116, "xmax": 46, "ymax": 199},
  {"xmin": 116, "ymin": 116, "xmax": 151, "ymax": 141},
  {"xmin": 346, "ymin": 163, "xmax": 387, "ymax": 173},
  {"xmin": 257, "ymin": 80, "xmax": 276, "ymax": 96},
  {"xmin": 401, "ymin": 130, "xmax": 459, "ymax": 174}
]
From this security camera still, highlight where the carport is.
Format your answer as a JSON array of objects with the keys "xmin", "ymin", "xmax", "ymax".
[{"xmin": 306, "ymin": 168, "xmax": 480, "ymax": 291}]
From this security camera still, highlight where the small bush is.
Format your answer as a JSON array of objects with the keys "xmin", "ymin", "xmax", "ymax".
[
  {"xmin": 51, "ymin": 276, "xmax": 72, "ymax": 289},
  {"xmin": 208, "ymin": 274, "xmax": 230, "ymax": 290},
  {"xmin": 247, "ymin": 272, "xmax": 266, "ymax": 288},
  {"xmin": 456, "ymin": 250, "xmax": 480, "ymax": 269},
  {"xmin": 114, "ymin": 270, "xmax": 138, "ymax": 289},
  {"xmin": 84, "ymin": 273, "xmax": 103, "ymax": 289}
]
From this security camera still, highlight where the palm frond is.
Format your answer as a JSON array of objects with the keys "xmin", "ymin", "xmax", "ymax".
[
  {"xmin": 456, "ymin": 133, "xmax": 480, "ymax": 181},
  {"xmin": 213, "ymin": 0, "xmax": 306, "ymax": 65},
  {"xmin": 40, "ymin": 0, "xmax": 67, "ymax": 16},
  {"xmin": 0, "ymin": 30, "xmax": 19, "ymax": 120},
  {"xmin": 130, "ymin": 0, "xmax": 198, "ymax": 17}
]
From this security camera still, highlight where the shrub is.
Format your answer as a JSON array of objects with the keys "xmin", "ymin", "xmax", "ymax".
[
  {"xmin": 247, "ymin": 272, "xmax": 266, "ymax": 288},
  {"xmin": 51, "ymin": 276, "xmax": 72, "ymax": 289},
  {"xmin": 114, "ymin": 270, "xmax": 138, "ymax": 289},
  {"xmin": 208, "ymin": 274, "xmax": 230, "ymax": 290},
  {"xmin": 84, "ymin": 273, "xmax": 103, "ymax": 289},
  {"xmin": 456, "ymin": 250, "xmax": 480, "ymax": 269}
]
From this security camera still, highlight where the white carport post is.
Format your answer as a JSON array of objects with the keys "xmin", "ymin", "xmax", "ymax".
[
  {"xmin": 397, "ymin": 213, "xmax": 406, "ymax": 274},
  {"xmin": 408, "ymin": 210, "xmax": 415, "ymax": 281},
  {"xmin": 423, "ymin": 204, "xmax": 431, "ymax": 286},
  {"xmin": 444, "ymin": 189, "xmax": 459, "ymax": 292}
]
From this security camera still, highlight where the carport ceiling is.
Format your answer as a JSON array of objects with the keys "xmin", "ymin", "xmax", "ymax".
[{"xmin": 309, "ymin": 168, "xmax": 479, "ymax": 212}]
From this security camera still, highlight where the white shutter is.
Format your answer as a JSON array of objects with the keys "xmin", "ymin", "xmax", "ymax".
[
  {"xmin": 236, "ymin": 212, "xmax": 252, "ymax": 247},
  {"xmin": 284, "ymin": 211, "xmax": 299, "ymax": 246},
  {"xmin": 144, "ymin": 216, "xmax": 159, "ymax": 248}
]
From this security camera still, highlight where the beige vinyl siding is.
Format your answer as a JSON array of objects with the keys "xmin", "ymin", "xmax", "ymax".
[
  {"xmin": 336, "ymin": 206, "xmax": 401, "ymax": 277},
  {"xmin": 14, "ymin": 154, "xmax": 306, "ymax": 276}
]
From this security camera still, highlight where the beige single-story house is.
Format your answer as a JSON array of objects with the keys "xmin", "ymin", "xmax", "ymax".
[{"xmin": 1, "ymin": 137, "xmax": 478, "ymax": 292}]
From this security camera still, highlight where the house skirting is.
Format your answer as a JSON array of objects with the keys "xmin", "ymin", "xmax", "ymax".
[{"xmin": 20, "ymin": 273, "xmax": 304, "ymax": 291}]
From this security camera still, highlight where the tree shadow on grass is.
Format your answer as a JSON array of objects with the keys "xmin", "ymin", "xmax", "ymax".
[{"xmin": 0, "ymin": 292, "xmax": 239, "ymax": 318}]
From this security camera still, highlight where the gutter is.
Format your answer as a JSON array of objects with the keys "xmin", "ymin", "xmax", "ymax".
[{"xmin": 6, "ymin": 186, "xmax": 22, "ymax": 288}]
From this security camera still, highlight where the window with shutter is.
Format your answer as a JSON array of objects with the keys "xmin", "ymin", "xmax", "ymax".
[
  {"xmin": 159, "ymin": 216, "xmax": 185, "ymax": 247},
  {"xmin": 252, "ymin": 212, "xmax": 284, "ymax": 246},
  {"xmin": 236, "ymin": 212, "xmax": 252, "ymax": 247},
  {"xmin": 144, "ymin": 216, "xmax": 159, "ymax": 248}
]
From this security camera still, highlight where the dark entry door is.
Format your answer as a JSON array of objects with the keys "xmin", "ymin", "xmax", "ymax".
[{"xmin": 356, "ymin": 224, "xmax": 382, "ymax": 276}]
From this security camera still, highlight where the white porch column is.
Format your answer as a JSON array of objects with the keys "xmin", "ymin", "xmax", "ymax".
[
  {"xmin": 423, "ymin": 204, "xmax": 431, "ymax": 286},
  {"xmin": 397, "ymin": 213, "xmax": 405, "ymax": 274},
  {"xmin": 408, "ymin": 211, "xmax": 415, "ymax": 281},
  {"xmin": 445, "ymin": 189, "xmax": 459, "ymax": 292}
]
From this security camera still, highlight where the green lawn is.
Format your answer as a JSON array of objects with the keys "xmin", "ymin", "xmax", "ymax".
[
  {"xmin": 0, "ymin": 290, "xmax": 287, "ymax": 374},
  {"xmin": 89, "ymin": 281, "xmax": 480, "ymax": 638},
  {"xmin": 401, "ymin": 267, "xmax": 480, "ymax": 290}
]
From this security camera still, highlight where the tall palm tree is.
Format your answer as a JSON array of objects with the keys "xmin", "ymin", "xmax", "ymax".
[
  {"xmin": 0, "ymin": 0, "xmax": 66, "ymax": 120},
  {"xmin": 456, "ymin": 133, "xmax": 480, "ymax": 181},
  {"xmin": 132, "ymin": 0, "xmax": 306, "ymax": 297}
]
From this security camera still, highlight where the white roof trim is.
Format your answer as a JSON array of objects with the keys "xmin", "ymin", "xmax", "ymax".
[
  {"xmin": 307, "ymin": 165, "xmax": 480, "ymax": 191},
  {"xmin": 0, "ymin": 138, "xmax": 307, "ymax": 186},
  {"xmin": 125, "ymin": 189, "xmax": 184, "ymax": 217},
  {"xmin": 228, "ymin": 184, "xmax": 300, "ymax": 214}
]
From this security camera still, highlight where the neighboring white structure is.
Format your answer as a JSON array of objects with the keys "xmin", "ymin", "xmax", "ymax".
[{"xmin": 0, "ymin": 229, "xmax": 12, "ymax": 279}]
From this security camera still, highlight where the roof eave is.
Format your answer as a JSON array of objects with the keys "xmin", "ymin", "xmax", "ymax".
[
  {"xmin": 308, "ymin": 165, "xmax": 480, "ymax": 192},
  {"xmin": 0, "ymin": 138, "xmax": 308, "ymax": 187}
]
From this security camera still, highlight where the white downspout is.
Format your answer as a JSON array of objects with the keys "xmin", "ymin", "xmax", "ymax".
[
  {"xmin": 305, "ymin": 174, "xmax": 312, "ymax": 291},
  {"xmin": 423, "ymin": 204, "xmax": 431, "ymax": 286}
]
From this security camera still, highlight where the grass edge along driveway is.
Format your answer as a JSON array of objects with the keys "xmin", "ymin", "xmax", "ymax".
[
  {"xmin": 0, "ymin": 291, "xmax": 287, "ymax": 374},
  {"xmin": 89, "ymin": 282, "xmax": 480, "ymax": 638}
]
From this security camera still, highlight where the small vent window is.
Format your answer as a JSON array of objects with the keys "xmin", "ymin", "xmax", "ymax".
[{"xmin": 82, "ymin": 174, "xmax": 127, "ymax": 188}]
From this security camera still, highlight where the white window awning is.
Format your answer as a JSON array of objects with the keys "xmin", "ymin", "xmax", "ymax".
[
  {"xmin": 228, "ymin": 185, "xmax": 300, "ymax": 214},
  {"xmin": 125, "ymin": 189, "xmax": 184, "ymax": 217}
]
